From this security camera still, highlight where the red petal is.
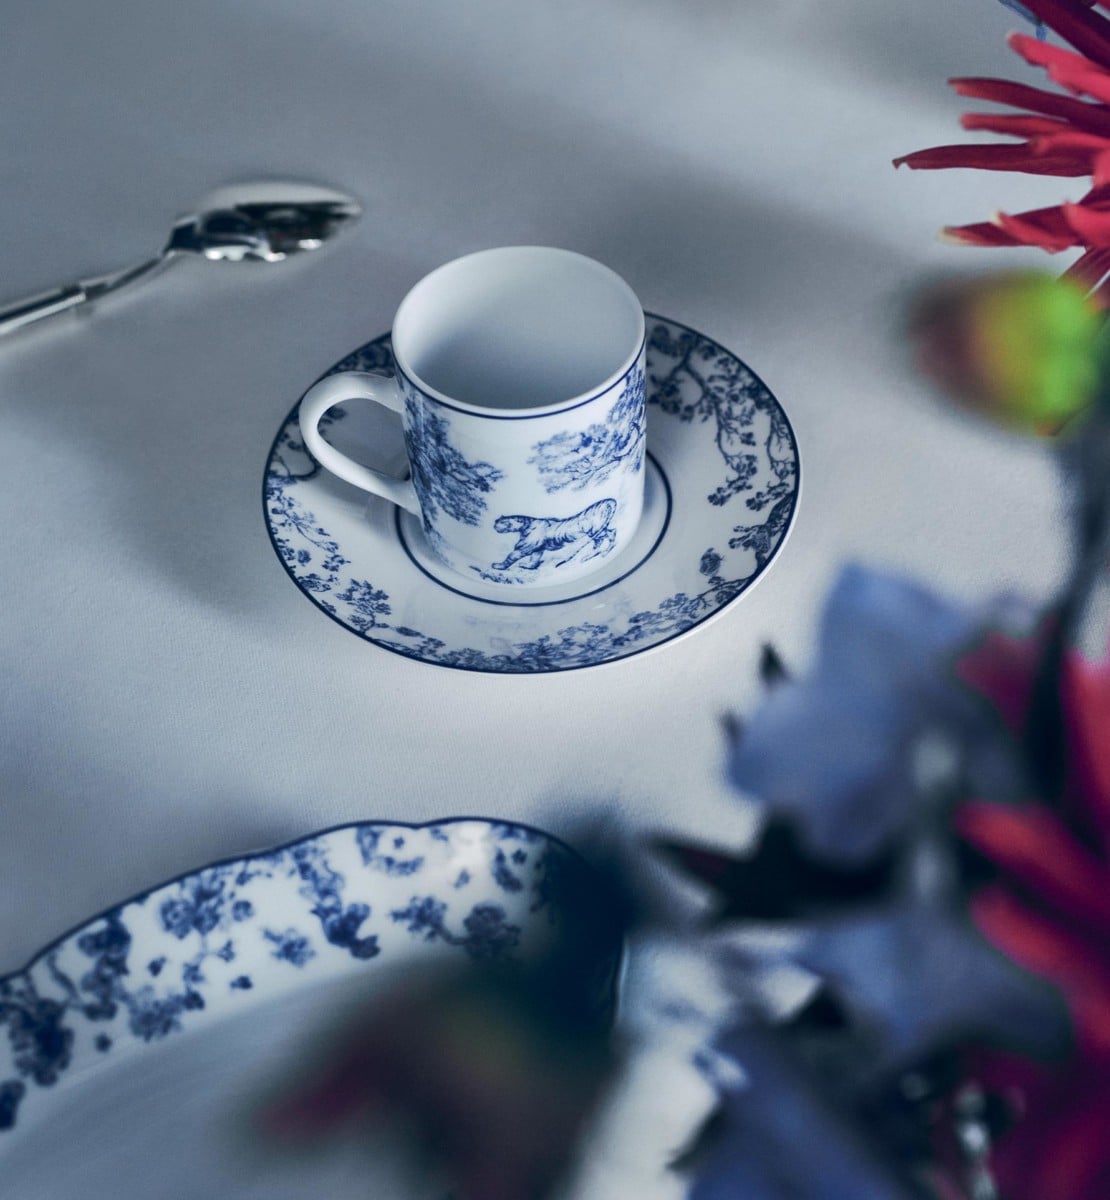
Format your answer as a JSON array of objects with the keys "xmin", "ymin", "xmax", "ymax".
[
  {"xmin": 893, "ymin": 142, "xmax": 1092, "ymax": 174},
  {"xmin": 1032, "ymin": 128, "xmax": 1110, "ymax": 154},
  {"xmin": 1091, "ymin": 147, "xmax": 1110, "ymax": 187},
  {"xmin": 1015, "ymin": 1, "xmax": 1110, "ymax": 71},
  {"xmin": 957, "ymin": 802, "xmax": 1110, "ymax": 932},
  {"xmin": 961, "ymin": 113, "xmax": 1074, "ymax": 137},
  {"xmin": 939, "ymin": 222, "xmax": 1026, "ymax": 247},
  {"xmin": 1010, "ymin": 31, "xmax": 1110, "ymax": 103},
  {"xmin": 956, "ymin": 627, "xmax": 1041, "ymax": 731},
  {"xmin": 971, "ymin": 1047, "xmax": 1110, "ymax": 1199},
  {"xmin": 1051, "ymin": 66, "xmax": 1110, "ymax": 108},
  {"xmin": 951, "ymin": 77, "xmax": 1110, "ymax": 138},
  {"xmin": 1064, "ymin": 653, "xmax": 1110, "ymax": 848},
  {"xmin": 1061, "ymin": 244, "xmax": 1110, "ymax": 287},
  {"xmin": 1027, "ymin": 1091, "xmax": 1110, "ymax": 1200},
  {"xmin": 972, "ymin": 886, "xmax": 1087, "ymax": 982},
  {"xmin": 966, "ymin": 1042, "xmax": 1057, "ymax": 1106},
  {"xmin": 996, "ymin": 204, "xmax": 1083, "ymax": 249},
  {"xmin": 1063, "ymin": 199, "xmax": 1110, "ymax": 242},
  {"xmin": 989, "ymin": 1080, "xmax": 1110, "ymax": 1200},
  {"xmin": 971, "ymin": 885, "xmax": 1110, "ymax": 1050}
]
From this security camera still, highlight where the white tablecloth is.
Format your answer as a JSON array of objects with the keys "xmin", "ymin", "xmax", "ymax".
[{"xmin": 0, "ymin": 0, "xmax": 1073, "ymax": 970}]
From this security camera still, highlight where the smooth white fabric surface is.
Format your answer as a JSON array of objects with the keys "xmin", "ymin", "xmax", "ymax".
[{"xmin": 0, "ymin": 1, "xmax": 1074, "ymax": 972}]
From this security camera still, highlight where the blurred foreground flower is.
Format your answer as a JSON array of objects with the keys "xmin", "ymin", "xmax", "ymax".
[
  {"xmin": 722, "ymin": 565, "xmax": 1022, "ymax": 862},
  {"xmin": 662, "ymin": 244, "xmax": 1110, "ymax": 1194},
  {"xmin": 894, "ymin": 1, "xmax": 1110, "ymax": 301},
  {"xmin": 637, "ymin": 152, "xmax": 1110, "ymax": 1193},
  {"xmin": 952, "ymin": 628, "xmax": 1110, "ymax": 1199},
  {"xmin": 262, "ymin": 961, "xmax": 617, "ymax": 1200},
  {"xmin": 658, "ymin": 564, "xmax": 1071, "ymax": 1200},
  {"xmin": 908, "ymin": 271, "xmax": 1102, "ymax": 432}
]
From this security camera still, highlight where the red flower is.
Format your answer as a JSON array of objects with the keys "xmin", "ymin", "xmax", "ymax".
[
  {"xmin": 895, "ymin": 1, "xmax": 1110, "ymax": 302},
  {"xmin": 951, "ymin": 626, "xmax": 1110, "ymax": 1198}
]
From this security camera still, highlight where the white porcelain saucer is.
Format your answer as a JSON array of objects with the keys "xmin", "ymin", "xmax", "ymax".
[
  {"xmin": 264, "ymin": 315, "xmax": 799, "ymax": 672},
  {"xmin": 0, "ymin": 818, "xmax": 621, "ymax": 1199}
]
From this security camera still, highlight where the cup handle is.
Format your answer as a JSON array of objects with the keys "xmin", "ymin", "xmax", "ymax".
[{"xmin": 297, "ymin": 371, "xmax": 421, "ymax": 516}]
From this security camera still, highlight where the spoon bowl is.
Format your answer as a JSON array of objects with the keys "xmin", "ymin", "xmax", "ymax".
[{"xmin": 167, "ymin": 181, "xmax": 362, "ymax": 263}]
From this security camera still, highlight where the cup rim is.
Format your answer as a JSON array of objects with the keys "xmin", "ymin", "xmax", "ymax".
[{"xmin": 389, "ymin": 246, "xmax": 646, "ymax": 420}]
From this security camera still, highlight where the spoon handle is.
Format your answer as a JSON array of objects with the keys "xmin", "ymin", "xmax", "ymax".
[
  {"xmin": 0, "ymin": 284, "xmax": 89, "ymax": 336},
  {"xmin": 0, "ymin": 256, "xmax": 166, "ymax": 337}
]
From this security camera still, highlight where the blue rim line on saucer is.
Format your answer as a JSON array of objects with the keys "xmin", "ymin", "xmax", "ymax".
[
  {"xmin": 0, "ymin": 816, "xmax": 621, "ymax": 1138},
  {"xmin": 263, "ymin": 313, "xmax": 800, "ymax": 673}
]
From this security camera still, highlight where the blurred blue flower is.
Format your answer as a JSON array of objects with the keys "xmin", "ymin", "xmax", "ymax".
[
  {"xmin": 997, "ymin": 0, "xmax": 1046, "ymax": 36},
  {"xmin": 689, "ymin": 1028, "xmax": 914, "ymax": 1200},
  {"xmin": 797, "ymin": 887, "xmax": 1069, "ymax": 1079},
  {"xmin": 727, "ymin": 565, "xmax": 1021, "ymax": 862}
]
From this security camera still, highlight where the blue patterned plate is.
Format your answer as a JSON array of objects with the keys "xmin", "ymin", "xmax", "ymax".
[
  {"xmin": 264, "ymin": 315, "xmax": 799, "ymax": 672},
  {"xmin": 0, "ymin": 818, "xmax": 621, "ymax": 1199}
]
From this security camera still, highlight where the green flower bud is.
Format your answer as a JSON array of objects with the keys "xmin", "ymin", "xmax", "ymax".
[{"xmin": 910, "ymin": 271, "xmax": 1103, "ymax": 434}]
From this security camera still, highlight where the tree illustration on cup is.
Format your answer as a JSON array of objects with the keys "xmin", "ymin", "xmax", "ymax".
[
  {"xmin": 402, "ymin": 396, "xmax": 503, "ymax": 527},
  {"xmin": 528, "ymin": 368, "xmax": 646, "ymax": 493}
]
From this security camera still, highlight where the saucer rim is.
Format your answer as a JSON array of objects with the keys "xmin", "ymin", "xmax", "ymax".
[
  {"xmin": 0, "ymin": 815, "xmax": 593, "ymax": 983},
  {"xmin": 263, "ymin": 311, "xmax": 801, "ymax": 674},
  {"xmin": 0, "ymin": 816, "xmax": 621, "ymax": 1153}
]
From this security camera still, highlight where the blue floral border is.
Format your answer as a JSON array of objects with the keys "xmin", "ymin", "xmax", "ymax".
[
  {"xmin": 263, "ymin": 314, "xmax": 799, "ymax": 673},
  {"xmin": 0, "ymin": 817, "xmax": 617, "ymax": 1136}
]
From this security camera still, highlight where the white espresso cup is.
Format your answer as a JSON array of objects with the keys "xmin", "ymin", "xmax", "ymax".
[{"xmin": 298, "ymin": 246, "xmax": 647, "ymax": 588}]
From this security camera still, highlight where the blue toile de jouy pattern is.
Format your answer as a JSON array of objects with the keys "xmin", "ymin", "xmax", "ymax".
[
  {"xmin": 528, "ymin": 365, "xmax": 646, "ymax": 492},
  {"xmin": 0, "ymin": 819, "xmax": 606, "ymax": 1135},
  {"xmin": 400, "ymin": 392, "xmax": 503, "ymax": 527},
  {"xmin": 264, "ymin": 316, "xmax": 798, "ymax": 672},
  {"xmin": 646, "ymin": 320, "xmax": 798, "ymax": 573}
]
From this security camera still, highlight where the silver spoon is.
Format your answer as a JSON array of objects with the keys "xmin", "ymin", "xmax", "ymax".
[{"xmin": 0, "ymin": 181, "xmax": 362, "ymax": 337}]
